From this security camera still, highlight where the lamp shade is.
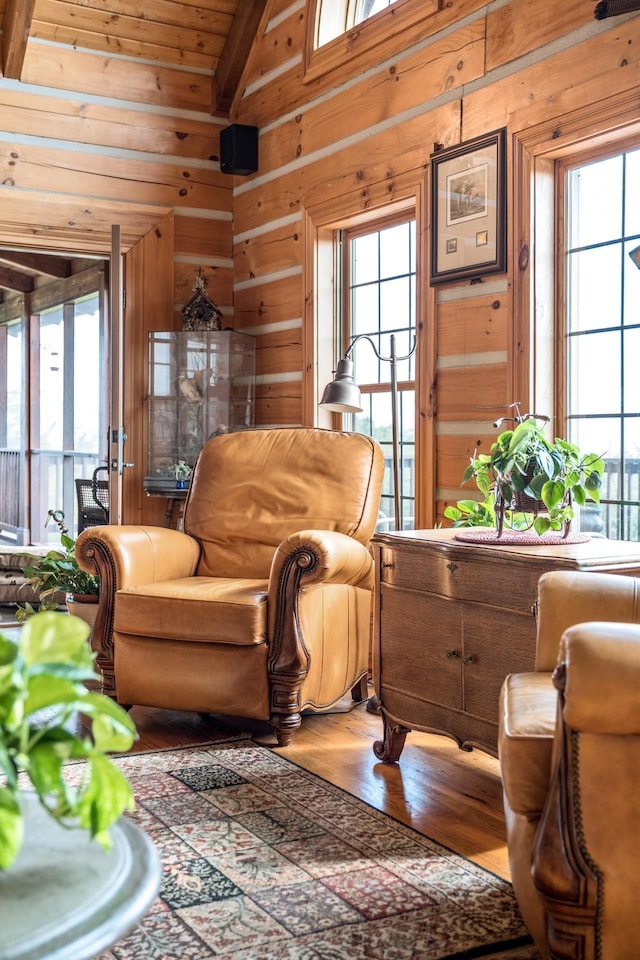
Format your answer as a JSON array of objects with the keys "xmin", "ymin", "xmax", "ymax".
[
  {"xmin": 629, "ymin": 245, "xmax": 640, "ymax": 269},
  {"xmin": 320, "ymin": 358, "xmax": 363, "ymax": 413}
]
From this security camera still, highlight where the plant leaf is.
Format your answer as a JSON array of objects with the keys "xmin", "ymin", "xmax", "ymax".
[
  {"xmin": 20, "ymin": 612, "xmax": 91, "ymax": 668},
  {"xmin": 27, "ymin": 740, "xmax": 68, "ymax": 799},
  {"xmin": 525, "ymin": 473, "xmax": 547, "ymax": 499},
  {"xmin": 24, "ymin": 674, "xmax": 87, "ymax": 715},
  {"xmin": 0, "ymin": 788, "xmax": 23, "ymax": 870},
  {"xmin": 0, "ymin": 636, "xmax": 17, "ymax": 668},
  {"xmin": 541, "ymin": 479, "xmax": 565, "ymax": 511},
  {"xmin": 91, "ymin": 713, "xmax": 137, "ymax": 753},
  {"xmin": 76, "ymin": 753, "xmax": 135, "ymax": 847},
  {"xmin": 572, "ymin": 484, "xmax": 586, "ymax": 506},
  {"xmin": 533, "ymin": 515, "xmax": 552, "ymax": 535}
]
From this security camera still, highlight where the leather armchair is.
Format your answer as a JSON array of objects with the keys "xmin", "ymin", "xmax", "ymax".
[
  {"xmin": 499, "ymin": 570, "xmax": 640, "ymax": 959},
  {"xmin": 76, "ymin": 427, "xmax": 384, "ymax": 745}
]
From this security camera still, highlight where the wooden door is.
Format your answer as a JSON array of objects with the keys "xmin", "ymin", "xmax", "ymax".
[{"xmin": 118, "ymin": 213, "xmax": 175, "ymax": 526}]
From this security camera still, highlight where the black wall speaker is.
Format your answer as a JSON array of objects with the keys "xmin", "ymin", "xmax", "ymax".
[{"xmin": 220, "ymin": 124, "xmax": 259, "ymax": 176}]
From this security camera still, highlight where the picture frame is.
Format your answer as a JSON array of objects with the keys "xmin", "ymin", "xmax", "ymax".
[{"xmin": 430, "ymin": 128, "xmax": 506, "ymax": 285}]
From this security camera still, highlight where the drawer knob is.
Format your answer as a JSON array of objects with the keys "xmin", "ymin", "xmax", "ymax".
[
  {"xmin": 463, "ymin": 654, "xmax": 478, "ymax": 665},
  {"xmin": 446, "ymin": 648, "xmax": 459, "ymax": 659},
  {"xmin": 446, "ymin": 561, "xmax": 458, "ymax": 574},
  {"xmin": 381, "ymin": 561, "xmax": 394, "ymax": 569}
]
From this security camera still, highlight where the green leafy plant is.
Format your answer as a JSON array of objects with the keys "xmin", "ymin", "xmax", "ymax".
[
  {"xmin": 444, "ymin": 408, "xmax": 605, "ymax": 536},
  {"xmin": 0, "ymin": 612, "xmax": 137, "ymax": 870},
  {"xmin": 16, "ymin": 510, "xmax": 99, "ymax": 622},
  {"xmin": 442, "ymin": 497, "xmax": 497, "ymax": 528},
  {"xmin": 21, "ymin": 531, "xmax": 99, "ymax": 600}
]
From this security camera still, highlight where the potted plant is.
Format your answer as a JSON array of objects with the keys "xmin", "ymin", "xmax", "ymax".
[
  {"xmin": 169, "ymin": 459, "xmax": 193, "ymax": 489},
  {"xmin": 0, "ymin": 611, "xmax": 137, "ymax": 870},
  {"xmin": 444, "ymin": 406, "xmax": 605, "ymax": 537},
  {"xmin": 16, "ymin": 510, "xmax": 100, "ymax": 624}
]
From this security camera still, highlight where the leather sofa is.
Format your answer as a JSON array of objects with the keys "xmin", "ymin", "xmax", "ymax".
[
  {"xmin": 499, "ymin": 569, "xmax": 640, "ymax": 959},
  {"xmin": 76, "ymin": 427, "xmax": 384, "ymax": 745}
]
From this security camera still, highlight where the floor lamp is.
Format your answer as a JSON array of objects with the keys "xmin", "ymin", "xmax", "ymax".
[{"xmin": 320, "ymin": 333, "xmax": 416, "ymax": 531}]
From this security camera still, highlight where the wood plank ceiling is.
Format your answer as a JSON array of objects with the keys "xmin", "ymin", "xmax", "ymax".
[{"xmin": 0, "ymin": 0, "xmax": 268, "ymax": 300}]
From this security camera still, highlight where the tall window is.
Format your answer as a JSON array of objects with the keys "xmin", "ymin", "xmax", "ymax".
[
  {"xmin": 562, "ymin": 143, "xmax": 640, "ymax": 539},
  {"xmin": 342, "ymin": 217, "xmax": 416, "ymax": 529},
  {"xmin": 34, "ymin": 295, "xmax": 105, "ymax": 540},
  {"xmin": 0, "ymin": 291, "xmax": 106, "ymax": 544}
]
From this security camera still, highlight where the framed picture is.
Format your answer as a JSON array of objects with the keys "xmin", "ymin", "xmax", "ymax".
[{"xmin": 430, "ymin": 128, "xmax": 506, "ymax": 285}]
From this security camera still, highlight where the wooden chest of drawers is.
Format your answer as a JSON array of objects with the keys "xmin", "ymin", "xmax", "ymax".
[{"xmin": 372, "ymin": 529, "xmax": 640, "ymax": 759}]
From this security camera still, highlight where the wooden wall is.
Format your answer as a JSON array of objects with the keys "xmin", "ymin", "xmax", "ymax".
[
  {"xmin": 229, "ymin": 0, "xmax": 640, "ymax": 525},
  {"xmin": 0, "ymin": 75, "xmax": 232, "ymax": 323},
  {"xmin": 1, "ymin": 0, "xmax": 640, "ymax": 527},
  {"xmin": 0, "ymin": 7, "xmax": 234, "ymax": 525}
]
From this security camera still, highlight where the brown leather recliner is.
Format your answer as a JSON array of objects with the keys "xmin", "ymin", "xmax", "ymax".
[
  {"xmin": 499, "ymin": 570, "xmax": 640, "ymax": 959},
  {"xmin": 76, "ymin": 427, "xmax": 384, "ymax": 745}
]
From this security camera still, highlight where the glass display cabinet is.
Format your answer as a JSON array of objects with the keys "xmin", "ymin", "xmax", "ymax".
[{"xmin": 145, "ymin": 330, "xmax": 255, "ymax": 495}]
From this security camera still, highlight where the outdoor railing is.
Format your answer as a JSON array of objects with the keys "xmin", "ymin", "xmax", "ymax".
[
  {"xmin": 0, "ymin": 450, "xmax": 21, "ymax": 538},
  {"xmin": 0, "ymin": 448, "xmax": 101, "ymax": 544}
]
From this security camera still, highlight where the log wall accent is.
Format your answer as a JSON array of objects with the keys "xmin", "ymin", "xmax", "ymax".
[
  {"xmin": 0, "ymin": 3, "xmax": 235, "ymax": 321},
  {"xmin": 230, "ymin": 0, "xmax": 640, "ymax": 525},
  {"xmin": 0, "ymin": 1, "xmax": 236, "ymax": 524},
  {"xmin": 0, "ymin": 0, "xmax": 639, "ymax": 527}
]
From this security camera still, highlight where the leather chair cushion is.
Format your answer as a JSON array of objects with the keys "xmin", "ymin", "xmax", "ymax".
[
  {"xmin": 115, "ymin": 577, "xmax": 268, "ymax": 645},
  {"xmin": 184, "ymin": 428, "xmax": 383, "ymax": 580},
  {"xmin": 499, "ymin": 672, "xmax": 557, "ymax": 817},
  {"xmin": 535, "ymin": 570, "xmax": 640, "ymax": 671}
]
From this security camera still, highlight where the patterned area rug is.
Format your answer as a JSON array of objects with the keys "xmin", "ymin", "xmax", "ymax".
[{"xmin": 79, "ymin": 740, "xmax": 541, "ymax": 960}]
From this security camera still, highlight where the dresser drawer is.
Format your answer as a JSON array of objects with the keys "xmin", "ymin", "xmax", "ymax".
[{"xmin": 377, "ymin": 542, "xmax": 541, "ymax": 615}]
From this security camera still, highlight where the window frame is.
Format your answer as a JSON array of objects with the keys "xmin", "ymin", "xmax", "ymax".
[
  {"xmin": 304, "ymin": 172, "xmax": 434, "ymax": 529},
  {"xmin": 556, "ymin": 135, "xmax": 640, "ymax": 539},
  {"xmin": 511, "ymin": 100, "xmax": 640, "ymax": 432},
  {"xmin": 341, "ymin": 212, "xmax": 418, "ymax": 529},
  {"xmin": 0, "ymin": 277, "xmax": 107, "ymax": 545},
  {"xmin": 304, "ymin": 0, "xmax": 441, "ymax": 85}
]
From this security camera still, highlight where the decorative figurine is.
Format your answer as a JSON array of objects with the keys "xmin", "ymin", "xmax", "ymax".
[{"xmin": 181, "ymin": 270, "xmax": 222, "ymax": 331}]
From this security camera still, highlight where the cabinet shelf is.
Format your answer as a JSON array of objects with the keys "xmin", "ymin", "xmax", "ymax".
[{"xmin": 146, "ymin": 330, "xmax": 255, "ymax": 494}]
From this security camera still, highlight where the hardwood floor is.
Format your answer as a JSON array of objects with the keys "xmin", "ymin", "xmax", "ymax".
[{"xmin": 121, "ymin": 694, "xmax": 510, "ymax": 882}]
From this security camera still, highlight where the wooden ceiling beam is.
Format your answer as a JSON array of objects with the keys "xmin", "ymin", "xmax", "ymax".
[
  {"xmin": 212, "ymin": 0, "xmax": 269, "ymax": 116},
  {"xmin": 0, "ymin": 251, "xmax": 72, "ymax": 278},
  {"xmin": 2, "ymin": 0, "xmax": 36, "ymax": 79},
  {"xmin": 0, "ymin": 265, "xmax": 35, "ymax": 294}
]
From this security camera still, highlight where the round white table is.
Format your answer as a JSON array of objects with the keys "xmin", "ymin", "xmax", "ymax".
[{"xmin": 0, "ymin": 794, "xmax": 161, "ymax": 960}]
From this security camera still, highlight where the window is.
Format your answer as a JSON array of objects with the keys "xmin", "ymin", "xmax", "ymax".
[
  {"xmin": 306, "ymin": 0, "xmax": 440, "ymax": 83},
  {"xmin": 355, "ymin": 0, "xmax": 395, "ymax": 23},
  {"xmin": 341, "ymin": 217, "xmax": 416, "ymax": 530},
  {"xmin": 562, "ymin": 142, "xmax": 640, "ymax": 539},
  {"xmin": 34, "ymin": 294, "xmax": 105, "ymax": 540},
  {"xmin": 315, "ymin": 0, "xmax": 398, "ymax": 47},
  {"xmin": 0, "ymin": 290, "xmax": 106, "ymax": 544},
  {"xmin": 2, "ymin": 320, "xmax": 23, "ymax": 450}
]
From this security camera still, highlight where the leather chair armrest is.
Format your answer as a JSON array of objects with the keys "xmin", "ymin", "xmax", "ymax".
[
  {"xmin": 75, "ymin": 526, "xmax": 201, "ymax": 699},
  {"xmin": 76, "ymin": 524, "xmax": 201, "ymax": 589},
  {"xmin": 532, "ymin": 620, "xmax": 640, "ymax": 954},
  {"xmin": 265, "ymin": 529, "xmax": 374, "ymax": 745},
  {"xmin": 556, "ymin": 621, "xmax": 640, "ymax": 733},
  {"xmin": 535, "ymin": 570, "xmax": 640, "ymax": 672},
  {"xmin": 268, "ymin": 529, "xmax": 374, "ymax": 596}
]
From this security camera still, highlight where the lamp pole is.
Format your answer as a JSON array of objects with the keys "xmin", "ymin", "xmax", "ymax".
[
  {"xmin": 320, "ymin": 333, "xmax": 416, "ymax": 531},
  {"xmin": 388, "ymin": 334, "xmax": 401, "ymax": 532}
]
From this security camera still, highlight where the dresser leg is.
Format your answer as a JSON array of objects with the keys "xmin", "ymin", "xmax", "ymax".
[{"xmin": 373, "ymin": 711, "xmax": 411, "ymax": 763}]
